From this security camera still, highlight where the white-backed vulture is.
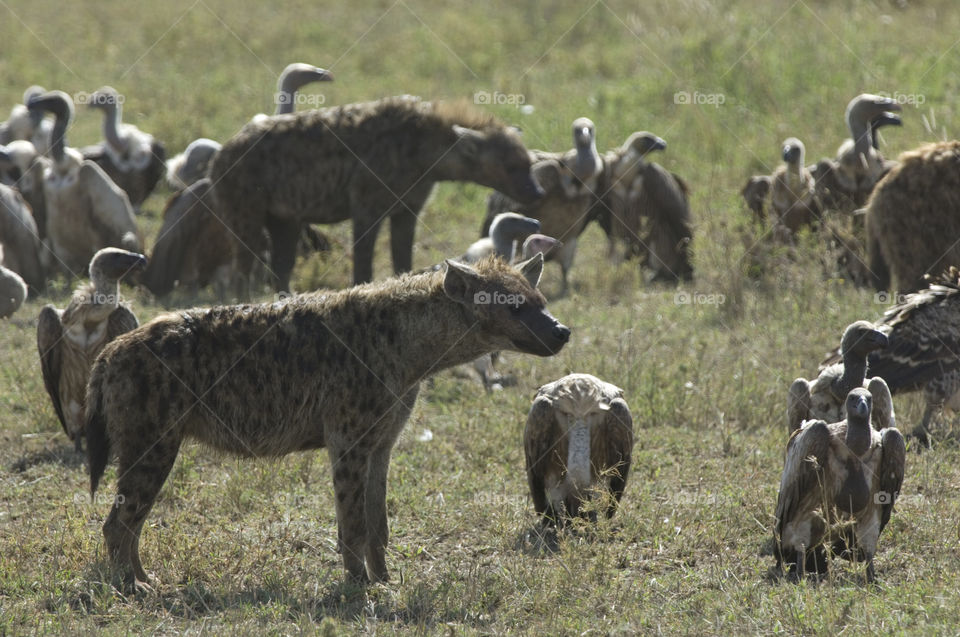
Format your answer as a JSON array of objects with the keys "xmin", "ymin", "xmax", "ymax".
[
  {"xmin": 165, "ymin": 138, "xmax": 221, "ymax": 191},
  {"xmin": 81, "ymin": 86, "xmax": 166, "ymax": 209},
  {"xmin": 775, "ymin": 388, "xmax": 905, "ymax": 582},
  {"xmin": 770, "ymin": 138, "xmax": 819, "ymax": 235},
  {"xmin": 524, "ymin": 373, "xmax": 633, "ymax": 524},
  {"xmin": 0, "ymin": 179, "xmax": 44, "ymax": 294},
  {"xmin": 37, "ymin": 248, "xmax": 146, "ymax": 450},
  {"xmin": 600, "ymin": 134, "xmax": 693, "ymax": 282},
  {"xmin": 588, "ymin": 131, "xmax": 668, "ymax": 250},
  {"xmin": 0, "ymin": 139, "xmax": 49, "ymax": 240},
  {"xmin": 789, "ymin": 320, "xmax": 894, "ymax": 435},
  {"xmin": 0, "ymin": 245, "xmax": 27, "ymax": 318},
  {"xmin": 557, "ymin": 117, "xmax": 602, "ymax": 197},
  {"xmin": 494, "ymin": 158, "xmax": 590, "ymax": 292},
  {"xmin": 812, "ymin": 94, "xmax": 902, "ymax": 212},
  {"xmin": 485, "ymin": 130, "xmax": 690, "ymax": 288},
  {"xmin": 0, "ymin": 86, "xmax": 53, "ymax": 155},
  {"xmin": 482, "ymin": 117, "xmax": 615, "ymax": 234},
  {"xmin": 462, "ymin": 212, "xmax": 541, "ymax": 264},
  {"xmin": 27, "ymin": 90, "xmax": 140, "ymax": 274},
  {"xmin": 253, "ymin": 62, "xmax": 334, "ymax": 124},
  {"xmin": 848, "ymin": 268, "xmax": 960, "ymax": 443}
]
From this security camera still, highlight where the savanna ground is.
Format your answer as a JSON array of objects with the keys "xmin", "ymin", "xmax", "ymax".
[{"xmin": 2, "ymin": 0, "xmax": 960, "ymax": 633}]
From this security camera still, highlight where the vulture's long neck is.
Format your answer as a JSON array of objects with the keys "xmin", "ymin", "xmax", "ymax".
[
  {"xmin": 847, "ymin": 110, "xmax": 874, "ymax": 167},
  {"xmin": 48, "ymin": 113, "xmax": 68, "ymax": 166},
  {"xmin": 100, "ymin": 103, "xmax": 127, "ymax": 153},
  {"xmin": 837, "ymin": 351, "xmax": 867, "ymax": 396},
  {"xmin": 844, "ymin": 413, "xmax": 872, "ymax": 457}
]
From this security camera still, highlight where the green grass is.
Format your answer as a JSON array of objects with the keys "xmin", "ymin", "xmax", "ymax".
[{"xmin": 3, "ymin": 0, "xmax": 960, "ymax": 633}]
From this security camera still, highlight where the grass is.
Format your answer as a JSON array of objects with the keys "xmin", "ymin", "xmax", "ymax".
[{"xmin": 3, "ymin": 0, "xmax": 960, "ymax": 633}]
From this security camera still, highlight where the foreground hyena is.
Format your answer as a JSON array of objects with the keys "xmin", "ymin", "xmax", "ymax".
[{"xmin": 86, "ymin": 254, "xmax": 569, "ymax": 587}]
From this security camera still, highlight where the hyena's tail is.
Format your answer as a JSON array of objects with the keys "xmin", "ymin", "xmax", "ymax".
[{"xmin": 86, "ymin": 358, "xmax": 110, "ymax": 497}]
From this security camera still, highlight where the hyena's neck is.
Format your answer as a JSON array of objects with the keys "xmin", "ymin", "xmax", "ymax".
[{"xmin": 390, "ymin": 295, "xmax": 490, "ymax": 385}]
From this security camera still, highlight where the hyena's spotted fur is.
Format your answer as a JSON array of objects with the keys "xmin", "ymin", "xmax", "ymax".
[{"xmin": 86, "ymin": 255, "xmax": 569, "ymax": 586}]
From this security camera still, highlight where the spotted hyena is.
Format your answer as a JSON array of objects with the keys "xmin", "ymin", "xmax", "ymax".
[{"xmin": 86, "ymin": 254, "xmax": 569, "ymax": 587}]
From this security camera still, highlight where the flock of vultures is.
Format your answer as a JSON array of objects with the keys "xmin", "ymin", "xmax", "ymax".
[{"xmin": 1, "ymin": 62, "xmax": 959, "ymax": 588}]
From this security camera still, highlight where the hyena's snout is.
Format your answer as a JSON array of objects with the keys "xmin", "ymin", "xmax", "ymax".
[{"xmin": 512, "ymin": 310, "xmax": 570, "ymax": 356}]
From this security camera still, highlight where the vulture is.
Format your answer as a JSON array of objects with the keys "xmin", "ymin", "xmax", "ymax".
[
  {"xmin": 0, "ymin": 245, "xmax": 27, "ymax": 319},
  {"xmin": 81, "ymin": 86, "xmax": 166, "ymax": 210},
  {"xmin": 165, "ymin": 138, "xmax": 221, "ymax": 191},
  {"xmin": 0, "ymin": 86, "xmax": 53, "ymax": 155},
  {"xmin": 588, "ymin": 131, "xmax": 669, "ymax": 252},
  {"xmin": 461, "ymin": 212, "xmax": 541, "ymax": 264},
  {"xmin": 254, "ymin": 62, "xmax": 333, "ymax": 124},
  {"xmin": 0, "ymin": 139, "xmax": 49, "ymax": 240},
  {"xmin": 37, "ymin": 248, "xmax": 146, "ymax": 451},
  {"xmin": 524, "ymin": 373, "xmax": 633, "ymax": 524},
  {"xmin": 557, "ymin": 117, "xmax": 603, "ymax": 197},
  {"xmin": 788, "ymin": 320, "xmax": 894, "ymax": 435},
  {"xmin": 812, "ymin": 94, "xmax": 902, "ymax": 212},
  {"xmin": 596, "ymin": 132, "xmax": 692, "ymax": 282},
  {"xmin": 851, "ymin": 267, "xmax": 960, "ymax": 443},
  {"xmin": 774, "ymin": 388, "xmax": 905, "ymax": 582},
  {"xmin": 770, "ymin": 137, "xmax": 819, "ymax": 236},
  {"xmin": 485, "ymin": 126, "xmax": 686, "ymax": 288},
  {"xmin": 0, "ymin": 179, "xmax": 45, "ymax": 295},
  {"xmin": 27, "ymin": 90, "xmax": 139, "ymax": 274},
  {"xmin": 486, "ymin": 158, "xmax": 589, "ymax": 292}
]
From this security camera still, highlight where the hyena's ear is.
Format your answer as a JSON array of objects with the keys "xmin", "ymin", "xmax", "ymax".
[
  {"xmin": 452, "ymin": 124, "xmax": 483, "ymax": 154},
  {"xmin": 515, "ymin": 252, "xmax": 544, "ymax": 289},
  {"xmin": 443, "ymin": 259, "xmax": 483, "ymax": 305}
]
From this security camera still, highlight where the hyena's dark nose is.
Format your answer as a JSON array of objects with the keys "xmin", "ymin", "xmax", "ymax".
[{"xmin": 553, "ymin": 323, "xmax": 571, "ymax": 343}]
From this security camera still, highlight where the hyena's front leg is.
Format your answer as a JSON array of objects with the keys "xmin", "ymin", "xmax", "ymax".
[
  {"xmin": 364, "ymin": 394, "xmax": 416, "ymax": 582},
  {"xmin": 329, "ymin": 445, "xmax": 369, "ymax": 583},
  {"xmin": 364, "ymin": 443, "xmax": 394, "ymax": 583}
]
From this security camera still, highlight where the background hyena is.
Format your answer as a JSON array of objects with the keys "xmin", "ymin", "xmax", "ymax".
[
  {"xmin": 86, "ymin": 254, "xmax": 569, "ymax": 587},
  {"xmin": 210, "ymin": 95, "xmax": 544, "ymax": 294}
]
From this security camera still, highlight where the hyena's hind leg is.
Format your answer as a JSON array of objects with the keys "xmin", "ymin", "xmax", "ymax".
[{"xmin": 103, "ymin": 433, "xmax": 182, "ymax": 589}]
